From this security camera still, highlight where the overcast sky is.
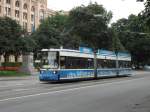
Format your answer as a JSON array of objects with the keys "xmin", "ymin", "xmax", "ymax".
[{"xmin": 47, "ymin": 0, "xmax": 145, "ymax": 22}]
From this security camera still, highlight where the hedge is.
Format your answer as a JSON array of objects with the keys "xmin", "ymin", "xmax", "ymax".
[{"xmin": 2, "ymin": 62, "xmax": 22, "ymax": 67}]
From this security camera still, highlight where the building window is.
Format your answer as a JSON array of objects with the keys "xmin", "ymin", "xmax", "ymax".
[
  {"xmin": 5, "ymin": 7, "xmax": 11, "ymax": 16},
  {"xmin": 15, "ymin": 1, "xmax": 20, "ymax": 7},
  {"xmin": 15, "ymin": 10, "xmax": 19, "ymax": 18},
  {"xmin": 23, "ymin": 3, "xmax": 28, "ymax": 10},
  {"xmin": 39, "ymin": 10, "xmax": 44, "ymax": 22},
  {"xmin": 23, "ymin": 12, "xmax": 27, "ymax": 20},
  {"xmin": 23, "ymin": 22, "xmax": 27, "ymax": 30},
  {"xmin": 31, "ymin": 14, "xmax": 34, "ymax": 22},
  {"xmin": 31, "ymin": 24, "xmax": 35, "ymax": 32},
  {"xmin": 31, "ymin": 6, "xmax": 35, "ymax": 12},
  {"xmin": 6, "ymin": 0, "xmax": 10, "ymax": 4},
  {"xmin": 16, "ymin": 20, "xmax": 19, "ymax": 24},
  {"xmin": 0, "ymin": 6, "xmax": 1, "ymax": 13}
]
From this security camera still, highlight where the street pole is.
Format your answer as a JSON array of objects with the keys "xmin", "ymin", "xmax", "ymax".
[
  {"xmin": 92, "ymin": 14, "xmax": 103, "ymax": 79},
  {"xmin": 94, "ymin": 50, "xmax": 97, "ymax": 79},
  {"xmin": 116, "ymin": 52, "xmax": 119, "ymax": 76}
]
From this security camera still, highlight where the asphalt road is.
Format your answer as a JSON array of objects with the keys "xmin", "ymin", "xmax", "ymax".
[{"xmin": 0, "ymin": 71, "xmax": 150, "ymax": 112}]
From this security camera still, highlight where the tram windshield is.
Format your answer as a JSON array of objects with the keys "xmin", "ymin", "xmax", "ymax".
[{"xmin": 40, "ymin": 51, "xmax": 59, "ymax": 69}]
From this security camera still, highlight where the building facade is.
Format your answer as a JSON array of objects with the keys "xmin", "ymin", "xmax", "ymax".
[
  {"xmin": 0, "ymin": 0, "xmax": 55, "ymax": 32},
  {"xmin": 0, "ymin": 0, "xmax": 68, "ymax": 63},
  {"xmin": 0, "ymin": 0, "xmax": 56, "ymax": 63}
]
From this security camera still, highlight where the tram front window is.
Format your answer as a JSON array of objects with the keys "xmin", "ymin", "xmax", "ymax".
[{"xmin": 41, "ymin": 51, "xmax": 59, "ymax": 69}]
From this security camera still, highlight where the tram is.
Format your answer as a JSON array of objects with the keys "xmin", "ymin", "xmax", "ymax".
[{"xmin": 37, "ymin": 47, "xmax": 132, "ymax": 82}]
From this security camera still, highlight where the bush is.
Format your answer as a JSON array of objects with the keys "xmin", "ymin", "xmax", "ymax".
[
  {"xmin": 0, "ymin": 71, "xmax": 30, "ymax": 77},
  {"xmin": 0, "ymin": 62, "xmax": 22, "ymax": 71},
  {"xmin": 2, "ymin": 62, "xmax": 22, "ymax": 67}
]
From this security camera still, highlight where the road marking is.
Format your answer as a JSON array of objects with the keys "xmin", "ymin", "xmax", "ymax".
[
  {"xmin": 13, "ymin": 89, "xmax": 30, "ymax": 92},
  {"xmin": 15, "ymin": 84, "xmax": 24, "ymax": 86},
  {"xmin": 0, "ymin": 82, "xmax": 38, "ymax": 88},
  {"xmin": 0, "ymin": 84, "xmax": 25, "ymax": 88},
  {"xmin": 0, "ymin": 77, "xmax": 149, "ymax": 103}
]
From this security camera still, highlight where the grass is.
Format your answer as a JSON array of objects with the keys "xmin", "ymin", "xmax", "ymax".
[{"xmin": 0, "ymin": 71, "xmax": 31, "ymax": 77}]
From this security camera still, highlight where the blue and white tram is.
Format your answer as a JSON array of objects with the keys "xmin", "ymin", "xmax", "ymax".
[{"xmin": 38, "ymin": 47, "xmax": 132, "ymax": 82}]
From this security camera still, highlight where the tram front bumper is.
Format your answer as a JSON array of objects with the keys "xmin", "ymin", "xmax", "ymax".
[{"xmin": 39, "ymin": 70, "xmax": 59, "ymax": 81}]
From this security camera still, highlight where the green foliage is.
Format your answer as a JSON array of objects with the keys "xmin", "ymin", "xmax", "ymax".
[
  {"xmin": 68, "ymin": 2, "xmax": 113, "ymax": 49},
  {"xmin": 16, "ymin": 35, "xmax": 37, "ymax": 53},
  {"xmin": 112, "ymin": 14, "xmax": 150, "ymax": 67},
  {"xmin": 110, "ymin": 29, "xmax": 125, "ymax": 51},
  {"xmin": 2, "ymin": 62, "xmax": 22, "ymax": 67},
  {"xmin": 31, "ymin": 12, "xmax": 83, "ymax": 50},
  {"xmin": 31, "ymin": 13, "xmax": 69, "ymax": 50},
  {"xmin": 60, "ymin": 33, "xmax": 81, "ymax": 49},
  {"xmin": 145, "ymin": 0, "xmax": 150, "ymax": 30},
  {"xmin": 32, "ymin": 2, "xmax": 125, "ymax": 54},
  {"xmin": 0, "ymin": 71, "xmax": 30, "ymax": 77},
  {"xmin": 132, "ymin": 36, "xmax": 150, "ymax": 66},
  {"xmin": 0, "ymin": 17, "xmax": 22, "ymax": 55},
  {"xmin": 0, "ymin": 17, "xmax": 35, "ymax": 59},
  {"xmin": 139, "ymin": 0, "xmax": 150, "ymax": 30},
  {"xmin": 112, "ymin": 14, "xmax": 147, "ymax": 33}
]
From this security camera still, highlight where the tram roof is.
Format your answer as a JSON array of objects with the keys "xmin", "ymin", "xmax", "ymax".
[
  {"xmin": 41, "ymin": 48, "xmax": 80, "ymax": 53},
  {"xmin": 41, "ymin": 48, "xmax": 131, "ymax": 61}
]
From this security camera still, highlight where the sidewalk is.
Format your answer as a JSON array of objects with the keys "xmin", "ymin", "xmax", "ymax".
[
  {"xmin": 0, "ymin": 75, "xmax": 38, "ymax": 81},
  {"xmin": 133, "ymin": 70, "xmax": 150, "ymax": 74}
]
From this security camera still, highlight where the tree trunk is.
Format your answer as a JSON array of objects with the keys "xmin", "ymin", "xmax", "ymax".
[
  {"xmin": 19, "ymin": 52, "xmax": 37, "ymax": 75},
  {"xmin": 0, "ymin": 58, "xmax": 1, "ymax": 66},
  {"xmin": 4, "ymin": 54, "xmax": 9, "ymax": 63},
  {"xmin": 15, "ymin": 55, "xmax": 18, "ymax": 62}
]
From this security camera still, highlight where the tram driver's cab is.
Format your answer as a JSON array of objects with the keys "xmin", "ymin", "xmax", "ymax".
[{"xmin": 38, "ymin": 50, "xmax": 60, "ymax": 81}]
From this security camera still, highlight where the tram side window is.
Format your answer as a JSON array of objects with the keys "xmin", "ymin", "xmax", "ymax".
[
  {"xmin": 119, "ymin": 61, "xmax": 131, "ymax": 68},
  {"xmin": 97, "ymin": 59, "xmax": 116, "ymax": 68},
  {"xmin": 61, "ymin": 57, "xmax": 94, "ymax": 69},
  {"xmin": 60, "ymin": 57, "xmax": 66, "ymax": 69},
  {"xmin": 87, "ymin": 59, "xmax": 94, "ymax": 69},
  {"xmin": 97, "ymin": 59, "xmax": 107, "ymax": 68},
  {"xmin": 107, "ymin": 60, "xmax": 116, "ymax": 68}
]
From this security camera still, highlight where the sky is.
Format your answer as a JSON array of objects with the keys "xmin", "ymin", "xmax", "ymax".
[{"xmin": 47, "ymin": 0, "xmax": 145, "ymax": 23}]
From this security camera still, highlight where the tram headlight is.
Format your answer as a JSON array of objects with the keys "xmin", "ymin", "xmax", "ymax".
[{"xmin": 53, "ymin": 71, "xmax": 58, "ymax": 74}]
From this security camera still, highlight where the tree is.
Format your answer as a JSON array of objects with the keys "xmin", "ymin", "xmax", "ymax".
[
  {"xmin": 144, "ymin": 0, "xmax": 150, "ymax": 30},
  {"xmin": 0, "ymin": 17, "xmax": 22, "ymax": 61},
  {"xmin": 31, "ymin": 13, "xmax": 69, "ymax": 50},
  {"xmin": 32, "ymin": 12, "xmax": 82, "ymax": 50},
  {"xmin": 110, "ymin": 29, "xmax": 125, "ymax": 52},
  {"xmin": 0, "ymin": 17, "xmax": 36, "ymax": 62},
  {"xmin": 112, "ymin": 14, "xmax": 147, "ymax": 33},
  {"xmin": 133, "ymin": 37, "xmax": 150, "ymax": 66},
  {"xmin": 138, "ymin": 0, "xmax": 150, "ymax": 30},
  {"xmin": 68, "ymin": 2, "xmax": 113, "ymax": 49},
  {"xmin": 112, "ymin": 14, "xmax": 150, "ymax": 67}
]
